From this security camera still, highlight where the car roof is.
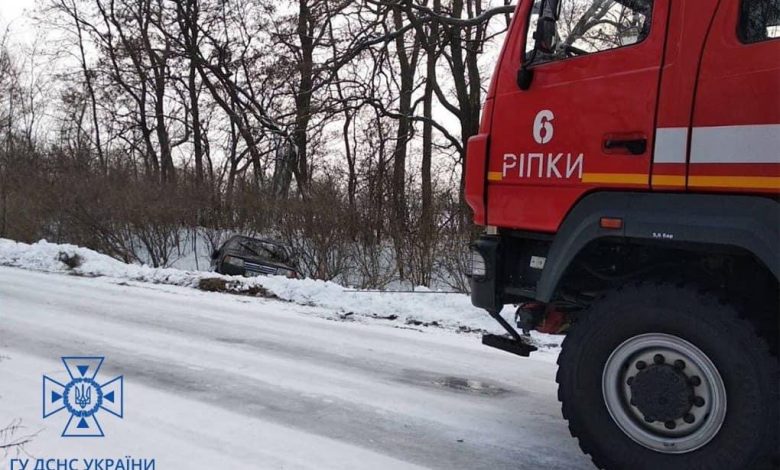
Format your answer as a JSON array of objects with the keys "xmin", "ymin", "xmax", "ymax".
[{"xmin": 230, "ymin": 235, "xmax": 287, "ymax": 247}]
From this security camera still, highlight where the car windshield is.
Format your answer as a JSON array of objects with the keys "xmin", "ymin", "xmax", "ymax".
[{"xmin": 228, "ymin": 238, "xmax": 291, "ymax": 264}]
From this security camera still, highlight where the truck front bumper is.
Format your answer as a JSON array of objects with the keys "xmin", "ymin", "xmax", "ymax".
[{"xmin": 468, "ymin": 234, "xmax": 540, "ymax": 357}]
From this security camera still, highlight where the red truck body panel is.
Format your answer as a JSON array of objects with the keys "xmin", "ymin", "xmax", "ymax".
[
  {"xmin": 687, "ymin": 0, "xmax": 780, "ymax": 193},
  {"xmin": 466, "ymin": 0, "xmax": 780, "ymax": 231}
]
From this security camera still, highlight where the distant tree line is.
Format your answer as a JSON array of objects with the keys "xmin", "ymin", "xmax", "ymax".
[{"xmin": 0, "ymin": 0, "xmax": 514, "ymax": 290}]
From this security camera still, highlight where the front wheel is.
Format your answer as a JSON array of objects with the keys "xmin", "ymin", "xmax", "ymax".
[{"xmin": 557, "ymin": 283, "xmax": 778, "ymax": 470}]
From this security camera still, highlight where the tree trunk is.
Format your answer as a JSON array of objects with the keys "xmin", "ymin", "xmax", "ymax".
[
  {"xmin": 68, "ymin": 0, "xmax": 105, "ymax": 172},
  {"xmin": 390, "ymin": 5, "xmax": 421, "ymax": 281},
  {"xmin": 294, "ymin": 0, "xmax": 315, "ymax": 194},
  {"xmin": 421, "ymin": 0, "xmax": 440, "ymax": 243}
]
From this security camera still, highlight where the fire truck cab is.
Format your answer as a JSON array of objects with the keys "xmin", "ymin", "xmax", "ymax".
[{"xmin": 465, "ymin": 1, "xmax": 779, "ymax": 468}]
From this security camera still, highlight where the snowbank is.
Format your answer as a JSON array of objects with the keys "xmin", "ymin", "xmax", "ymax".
[
  {"xmin": 0, "ymin": 239, "xmax": 201, "ymax": 284},
  {"xmin": 0, "ymin": 238, "xmax": 562, "ymax": 350}
]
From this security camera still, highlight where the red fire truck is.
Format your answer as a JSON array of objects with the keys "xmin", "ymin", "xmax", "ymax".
[{"xmin": 465, "ymin": 0, "xmax": 779, "ymax": 468}]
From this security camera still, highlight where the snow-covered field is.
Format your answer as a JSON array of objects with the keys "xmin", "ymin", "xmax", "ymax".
[{"xmin": 0, "ymin": 240, "xmax": 589, "ymax": 469}]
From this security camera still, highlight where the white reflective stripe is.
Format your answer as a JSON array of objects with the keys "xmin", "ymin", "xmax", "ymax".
[
  {"xmin": 653, "ymin": 128, "xmax": 688, "ymax": 163},
  {"xmin": 691, "ymin": 124, "xmax": 780, "ymax": 164}
]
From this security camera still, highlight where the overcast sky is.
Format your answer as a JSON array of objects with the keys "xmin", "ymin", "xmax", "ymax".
[
  {"xmin": 1, "ymin": 0, "xmax": 37, "ymax": 44},
  {"xmin": 0, "ymin": 0, "xmax": 30, "ymax": 20}
]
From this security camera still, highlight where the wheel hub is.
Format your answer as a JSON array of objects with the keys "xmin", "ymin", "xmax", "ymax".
[
  {"xmin": 630, "ymin": 363, "xmax": 692, "ymax": 422},
  {"xmin": 602, "ymin": 333, "xmax": 727, "ymax": 454}
]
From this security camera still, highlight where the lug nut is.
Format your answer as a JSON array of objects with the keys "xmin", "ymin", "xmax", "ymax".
[
  {"xmin": 653, "ymin": 354, "xmax": 665, "ymax": 365},
  {"xmin": 674, "ymin": 359, "xmax": 686, "ymax": 370},
  {"xmin": 644, "ymin": 415, "xmax": 655, "ymax": 423},
  {"xmin": 693, "ymin": 396, "xmax": 705, "ymax": 407},
  {"xmin": 626, "ymin": 376, "xmax": 634, "ymax": 386},
  {"xmin": 684, "ymin": 414, "xmax": 695, "ymax": 424},
  {"xmin": 664, "ymin": 421, "xmax": 676, "ymax": 430},
  {"xmin": 689, "ymin": 376, "xmax": 701, "ymax": 386},
  {"xmin": 636, "ymin": 361, "xmax": 647, "ymax": 370}
]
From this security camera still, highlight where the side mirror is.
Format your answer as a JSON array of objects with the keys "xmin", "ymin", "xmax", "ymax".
[
  {"xmin": 520, "ymin": 0, "xmax": 560, "ymax": 90},
  {"xmin": 533, "ymin": 16, "xmax": 558, "ymax": 54},
  {"xmin": 533, "ymin": 0, "xmax": 560, "ymax": 55}
]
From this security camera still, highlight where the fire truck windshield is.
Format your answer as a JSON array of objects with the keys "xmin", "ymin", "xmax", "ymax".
[{"xmin": 527, "ymin": 0, "xmax": 653, "ymax": 62}]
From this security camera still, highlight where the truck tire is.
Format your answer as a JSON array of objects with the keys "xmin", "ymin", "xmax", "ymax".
[{"xmin": 556, "ymin": 283, "xmax": 779, "ymax": 470}]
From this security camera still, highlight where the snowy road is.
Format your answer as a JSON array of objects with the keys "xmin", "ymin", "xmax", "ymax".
[{"xmin": 0, "ymin": 266, "xmax": 591, "ymax": 469}]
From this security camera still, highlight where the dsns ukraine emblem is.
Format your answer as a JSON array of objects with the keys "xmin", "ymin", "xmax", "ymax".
[{"xmin": 42, "ymin": 357, "xmax": 124, "ymax": 437}]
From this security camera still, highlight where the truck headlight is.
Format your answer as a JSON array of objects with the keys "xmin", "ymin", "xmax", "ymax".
[
  {"xmin": 468, "ymin": 248, "xmax": 487, "ymax": 277},
  {"xmin": 223, "ymin": 256, "xmax": 245, "ymax": 268}
]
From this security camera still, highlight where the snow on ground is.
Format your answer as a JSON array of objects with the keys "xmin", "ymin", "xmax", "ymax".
[
  {"xmin": 0, "ymin": 239, "xmax": 562, "ymax": 353},
  {"xmin": 0, "ymin": 266, "xmax": 590, "ymax": 470}
]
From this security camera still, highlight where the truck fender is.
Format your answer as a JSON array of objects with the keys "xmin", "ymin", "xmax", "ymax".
[{"xmin": 535, "ymin": 192, "xmax": 780, "ymax": 302}]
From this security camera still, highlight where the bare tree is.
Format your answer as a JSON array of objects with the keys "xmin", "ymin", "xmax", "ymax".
[
  {"xmin": 0, "ymin": 419, "xmax": 37, "ymax": 458},
  {"xmin": 48, "ymin": 0, "xmax": 107, "ymax": 170}
]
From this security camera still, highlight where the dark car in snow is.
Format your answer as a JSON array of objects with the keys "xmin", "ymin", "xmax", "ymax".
[{"xmin": 211, "ymin": 235, "xmax": 300, "ymax": 278}]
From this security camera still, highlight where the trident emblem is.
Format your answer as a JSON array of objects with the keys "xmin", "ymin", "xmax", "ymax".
[{"xmin": 74, "ymin": 383, "xmax": 92, "ymax": 409}]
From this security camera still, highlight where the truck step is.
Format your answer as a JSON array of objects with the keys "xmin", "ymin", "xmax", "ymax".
[{"xmin": 482, "ymin": 334, "xmax": 538, "ymax": 357}]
